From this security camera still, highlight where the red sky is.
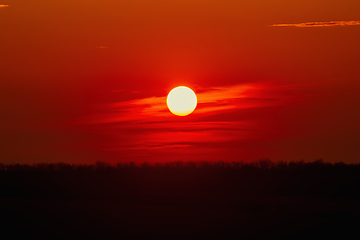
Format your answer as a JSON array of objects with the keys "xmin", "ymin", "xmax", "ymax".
[{"xmin": 1, "ymin": 0, "xmax": 360, "ymax": 164}]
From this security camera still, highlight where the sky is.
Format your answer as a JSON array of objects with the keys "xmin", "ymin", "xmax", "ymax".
[{"xmin": 1, "ymin": 0, "xmax": 360, "ymax": 164}]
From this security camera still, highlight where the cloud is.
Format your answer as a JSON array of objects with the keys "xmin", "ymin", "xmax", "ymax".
[
  {"xmin": 79, "ymin": 82, "xmax": 299, "ymax": 125},
  {"xmin": 82, "ymin": 84, "xmax": 253, "ymax": 124},
  {"xmin": 71, "ymin": 82, "xmax": 307, "ymax": 160},
  {"xmin": 0, "ymin": 5, "xmax": 9, "ymax": 8},
  {"xmin": 273, "ymin": 21, "xmax": 360, "ymax": 27}
]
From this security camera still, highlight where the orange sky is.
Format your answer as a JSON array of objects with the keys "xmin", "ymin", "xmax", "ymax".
[{"xmin": 1, "ymin": 0, "xmax": 360, "ymax": 163}]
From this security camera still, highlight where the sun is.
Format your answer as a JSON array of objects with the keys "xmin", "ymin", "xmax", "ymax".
[{"xmin": 167, "ymin": 86, "xmax": 197, "ymax": 116}]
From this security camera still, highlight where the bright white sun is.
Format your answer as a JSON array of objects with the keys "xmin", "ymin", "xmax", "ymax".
[{"xmin": 166, "ymin": 86, "xmax": 197, "ymax": 116}]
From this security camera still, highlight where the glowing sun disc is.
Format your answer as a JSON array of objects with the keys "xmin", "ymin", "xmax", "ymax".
[{"xmin": 167, "ymin": 86, "xmax": 197, "ymax": 116}]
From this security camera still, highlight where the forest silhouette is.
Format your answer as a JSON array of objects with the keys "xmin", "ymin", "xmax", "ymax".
[
  {"xmin": 1, "ymin": 160, "xmax": 360, "ymax": 239},
  {"xmin": 1, "ymin": 159, "xmax": 360, "ymax": 200}
]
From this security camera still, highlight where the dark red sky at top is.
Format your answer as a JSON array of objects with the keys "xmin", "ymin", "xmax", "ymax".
[{"xmin": 1, "ymin": 0, "xmax": 360, "ymax": 164}]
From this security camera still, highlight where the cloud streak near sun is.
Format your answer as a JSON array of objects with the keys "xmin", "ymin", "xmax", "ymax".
[
  {"xmin": 76, "ymin": 82, "xmax": 306, "ymax": 158},
  {"xmin": 86, "ymin": 84, "xmax": 253, "ymax": 124},
  {"xmin": 81, "ymin": 82, "xmax": 299, "ymax": 125},
  {"xmin": 273, "ymin": 21, "xmax": 360, "ymax": 27},
  {"xmin": 0, "ymin": 5, "xmax": 9, "ymax": 8}
]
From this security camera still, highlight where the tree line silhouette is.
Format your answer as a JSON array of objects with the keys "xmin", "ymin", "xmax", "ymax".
[
  {"xmin": 1, "ymin": 159, "xmax": 359, "ymax": 201},
  {"xmin": 1, "ymin": 160, "xmax": 360, "ymax": 239},
  {"xmin": 1, "ymin": 159, "xmax": 358, "ymax": 171}
]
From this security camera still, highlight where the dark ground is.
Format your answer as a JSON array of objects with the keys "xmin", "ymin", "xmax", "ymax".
[{"xmin": 1, "ymin": 160, "xmax": 360, "ymax": 239}]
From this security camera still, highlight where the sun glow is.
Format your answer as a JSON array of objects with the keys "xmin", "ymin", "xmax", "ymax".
[{"xmin": 167, "ymin": 86, "xmax": 197, "ymax": 116}]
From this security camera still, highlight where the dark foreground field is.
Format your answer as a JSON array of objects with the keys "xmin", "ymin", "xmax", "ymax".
[{"xmin": 1, "ymin": 160, "xmax": 360, "ymax": 239}]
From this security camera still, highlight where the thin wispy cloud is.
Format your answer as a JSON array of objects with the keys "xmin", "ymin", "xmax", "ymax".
[
  {"xmin": 75, "ymin": 82, "xmax": 306, "ymax": 158},
  {"xmin": 102, "ymin": 121, "xmax": 253, "ymax": 157},
  {"xmin": 273, "ymin": 21, "xmax": 360, "ymax": 27},
  {"xmin": 84, "ymin": 84, "xmax": 253, "ymax": 124},
  {"xmin": 80, "ymin": 82, "xmax": 297, "ymax": 125},
  {"xmin": 0, "ymin": 5, "xmax": 9, "ymax": 8}
]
